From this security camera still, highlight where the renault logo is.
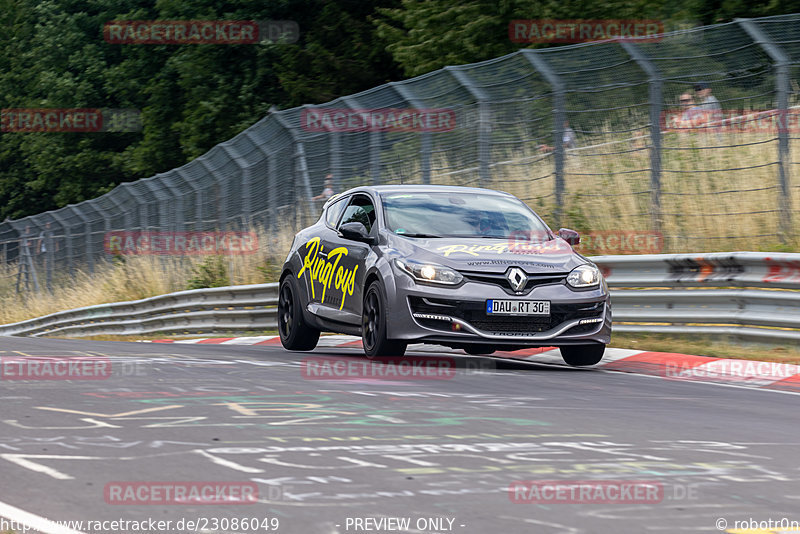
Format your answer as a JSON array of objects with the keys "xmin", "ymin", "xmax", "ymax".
[{"xmin": 506, "ymin": 267, "xmax": 527, "ymax": 292}]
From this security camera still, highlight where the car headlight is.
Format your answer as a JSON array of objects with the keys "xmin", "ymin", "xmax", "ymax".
[
  {"xmin": 394, "ymin": 259, "xmax": 463, "ymax": 285},
  {"xmin": 567, "ymin": 264, "xmax": 601, "ymax": 288}
]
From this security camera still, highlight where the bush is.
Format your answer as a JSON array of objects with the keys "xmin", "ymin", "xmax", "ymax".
[{"xmin": 186, "ymin": 255, "xmax": 229, "ymax": 289}]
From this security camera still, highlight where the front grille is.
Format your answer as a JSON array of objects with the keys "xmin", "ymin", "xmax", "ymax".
[
  {"xmin": 409, "ymin": 297, "xmax": 604, "ymax": 334},
  {"xmin": 468, "ymin": 317, "xmax": 552, "ymax": 333},
  {"xmin": 460, "ymin": 271, "xmax": 567, "ymax": 295}
]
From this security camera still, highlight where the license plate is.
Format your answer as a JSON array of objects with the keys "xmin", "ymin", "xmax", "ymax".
[{"xmin": 486, "ymin": 300, "xmax": 550, "ymax": 316}]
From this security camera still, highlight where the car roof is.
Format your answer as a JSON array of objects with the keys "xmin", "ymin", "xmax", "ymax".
[
  {"xmin": 322, "ymin": 184, "xmax": 516, "ymax": 210},
  {"xmin": 334, "ymin": 184, "xmax": 514, "ymax": 198}
]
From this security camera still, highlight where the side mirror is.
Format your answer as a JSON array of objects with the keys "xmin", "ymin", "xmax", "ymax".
[
  {"xmin": 558, "ymin": 228, "xmax": 580, "ymax": 246},
  {"xmin": 339, "ymin": 222, "xmax": 375, "ymax": 244}
]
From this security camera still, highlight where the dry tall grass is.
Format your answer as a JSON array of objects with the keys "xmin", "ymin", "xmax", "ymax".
[
  {"xmin": 420, "ymin": 127, "xmax": 798, "ymax": 253},
  {"xmin": 0, "ymin": 226, "xmax": 295, "ymax": 325}
]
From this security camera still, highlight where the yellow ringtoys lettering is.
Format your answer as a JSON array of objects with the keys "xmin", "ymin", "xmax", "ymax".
[{"xmin": 298, "ymin": 237, "xmax": 359, "ymax": 309}]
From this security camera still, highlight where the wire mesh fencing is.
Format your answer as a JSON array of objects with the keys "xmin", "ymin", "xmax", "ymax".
[{"xmin": 3, "ymin": 14, "xmax": 800, "ymax": 295}]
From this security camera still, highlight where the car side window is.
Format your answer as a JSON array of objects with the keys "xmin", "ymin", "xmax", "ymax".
[
  {"xmin": 325, "ymin": 196, "xmax": 348, "ymax": 228},
  {"xmin": 338, "ymin": 195, "xmax": 376, "ymax": 233}
]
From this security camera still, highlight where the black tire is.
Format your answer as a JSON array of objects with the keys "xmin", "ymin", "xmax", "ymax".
[
  {"xmin": 278, "ymin": 275, "xmax": 320, "ymax": 351},
  {"xmin": 464, "ymin": 344, "xmax": 495, "ymax": 355},
  {"xmin": 362, "ymin": 281, "xmax": 407, "ymax": 358},
  {"xmin": 560, "ymin": 344, "xmax": 605, "ymax": 366}
]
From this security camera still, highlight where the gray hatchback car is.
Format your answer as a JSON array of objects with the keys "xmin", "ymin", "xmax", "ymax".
[{"xmin": 278, "ymin": 185, "xmax": 611, "ymax": 366}]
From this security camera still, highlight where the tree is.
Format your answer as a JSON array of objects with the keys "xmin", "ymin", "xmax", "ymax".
[
  {"xmin": 0, "ymin": 0, "xmax": 402, "ymax": 220},
  {"xmin": 372, "ymin": 0, "xmax": 796, "ymax": 77}
]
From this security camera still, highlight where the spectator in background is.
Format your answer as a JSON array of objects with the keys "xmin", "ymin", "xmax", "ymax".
[
  {"xmin": 312, "ymin": 174, "xmax": 335, "ymax": 202},
  {"xmin": 538, "ymin": 121, "xmax": 577, "ymax": 152},
  {"xmin": 38, "ymin": 221, "xmax": 57, "ymax": 291},
  {"xmin": 693, "ymin": 82, "xmax": 722, "ymax": 128},
  {"xmin": 38, "ymin": 221, "xmax": 54, "ymax": 255},
  {"xmin": 22, "ymin": 225, "xmax": 33, "ymax": 256},
  {"xmin": 694, "ymin": 82, "xmax": 721, "ymax": 112},
  {"xmin": 677, "ymin": 92, "xmax": 703, "ymax": 129},
  {"xmin": 563, "ymin": 121, "xmax": 577, "ymax": 149}
]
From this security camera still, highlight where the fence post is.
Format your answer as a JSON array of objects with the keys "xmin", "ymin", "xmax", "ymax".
[
  {"xmin": 242, "ymin": 130, "xmax": 276, "ymax": 230},
  {"xmin": 297, "ymin": 141, "xmax": 312, "ymax": 227},
  {"xmin": 267, "ymin": 151, "xmax": 279, "ymax": 231},
  {"xmin": 26, "ymin": 217, "xmax": 54, "ymax": 293},
  {"xmin": 12, "ymin": 223, "xmax": 41, "ymax": 293},
  {"xmin": 106, "ymin": 194, "xmax": 126, "ymax": 231},
  {"xmin": 369, "ymin": 130, "xmax": 381, "ymax": 185},
  {"xmin": 68, "ymin": 205, "xmax": 94, "ymax": 275},
  {"xmin": 49, "ymin": 211, "xmax": 73, "ymax": 278},
  {"xmin": 10, "ymin": 221, "xmax": 40, "ymax": 294},
  {"xmin": 197, "ymin": 159, "xmax": 226, "ymax": 230},
  {"xmin": 391, "ymin": 81, "xmax": 432, "ymax": 184},
  {"xmin": 522, "ymin": 50, "xmax": 566, "ymax": 228},
  {"xmin": 221, "ymin": 142, "xmax": 249, "ymax": 228},
  {"xmin": 105, "ymin": 192, "xmax": 138, "ymax": 265},
  {"xmin": 240, "ymin": 165, "xmax": 252, "ymax": 229},
  {"xmin": 44, "ymin": 221, "xmax": 54, "ymax": 292},
  {"xmin": 159, "ymin": 173, "xmax": 185, "ymax": 232},
  {"xmin": 132, "ymin": 187, "xmax": 149, "ymax": 231},
  {"xmin": 341, "ymin": 97, "xmax": 382, "ymax": 185},
  {"xmin": 737, "ymin": 18, "xmax": 793, "ymax": 245},
  {"xmin": 330, "ymin": 132, "xmax": 342, "ymax": 191},
  {"xmin": 175, "ymin": 168, "xmax": 203, "ymax": 231},
  {"xmin": 272, "ymin": 111, "xmax": 314, "ymax": 225},
  {"xmin": 621, "ymin": 41, "xmax": 663, "ymax": 239},
  {"xmin": 446, "ymin": 67, "xmax": 491, "ymax": 187},
  {"xmin": 112, "ymin": 184, "xmax": 137, "ymax": 234},
  {"xmin": 142, "ymin": 177, "xmax": 170, "ymax": 230}
]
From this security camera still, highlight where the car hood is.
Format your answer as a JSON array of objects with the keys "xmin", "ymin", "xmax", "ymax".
[{"xmin": 385, "ymin": 234, "xmax": 585, "ymax": 274}]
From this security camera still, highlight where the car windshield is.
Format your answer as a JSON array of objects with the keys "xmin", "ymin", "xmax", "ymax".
[{"xmin": 381, "ymin": 191, "xmax": 551, "ymax": 239}]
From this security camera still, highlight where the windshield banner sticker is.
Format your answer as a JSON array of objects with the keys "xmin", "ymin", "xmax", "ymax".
[{"xmin": 437, "ymin": 241, "xmax": 568, "ymax": 257}]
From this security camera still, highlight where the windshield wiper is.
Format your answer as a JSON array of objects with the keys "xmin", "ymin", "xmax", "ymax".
[{"xmin": 396, "ymin": 232, "xmax": 444, "ymax": 238}]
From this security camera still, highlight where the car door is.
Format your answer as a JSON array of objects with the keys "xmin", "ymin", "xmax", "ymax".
[{"xmin": 331, "ymin": 193, "xmax": 376, "ymax": 319}]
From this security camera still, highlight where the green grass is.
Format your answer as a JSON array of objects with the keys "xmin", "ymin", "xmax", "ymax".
[{"xmin": 610, "ymin": 332, "xmax": 800, "ymax": 364}]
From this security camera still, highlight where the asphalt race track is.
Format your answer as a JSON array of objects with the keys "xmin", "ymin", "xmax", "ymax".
[{"xmin": 1, "ymin": 336, "xmax": 798, "ymax": 534}]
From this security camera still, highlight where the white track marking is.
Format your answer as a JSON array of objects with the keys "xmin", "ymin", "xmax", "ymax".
[{"xmin": 0, "ymin": 499, "xmax": 87, "ymax": 534}]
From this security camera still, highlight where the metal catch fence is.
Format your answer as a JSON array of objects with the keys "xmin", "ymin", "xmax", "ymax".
[{"xmin": 3, "ymin": 14, "xmax": 800, "ymax": 294}]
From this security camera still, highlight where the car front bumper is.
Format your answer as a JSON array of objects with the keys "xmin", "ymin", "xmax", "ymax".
[{"xmin": 386, "ymin": 272, "xmax": 611, "ymax": 348}]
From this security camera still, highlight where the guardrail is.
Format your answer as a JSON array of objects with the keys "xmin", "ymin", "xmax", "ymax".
[
  {"xmin": 1, "ymin": 253, "xmax": 798, "ymax": 343},
  {"xmin": 0, "ymin": 284, "xmax": 278, "ymax": 338},
  {"xmin": 595, "ymin": 252, "xmax": 800, "ymax": 343}
]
